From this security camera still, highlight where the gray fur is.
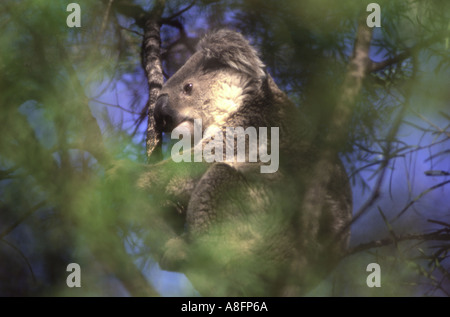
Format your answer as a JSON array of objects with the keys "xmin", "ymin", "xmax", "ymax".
[{"xmin": 198, "ymin": 29, "xmax": 266, "ymax": 80}]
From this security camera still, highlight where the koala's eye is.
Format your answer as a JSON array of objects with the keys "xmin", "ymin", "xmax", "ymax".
[{"xmin": 183, "ymin": 83, "xmax": 193, "ymax": 95}]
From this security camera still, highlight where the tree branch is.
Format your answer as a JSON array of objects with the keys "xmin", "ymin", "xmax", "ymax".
[
  {"xmin": 425, "ymin": 170, "xmax": 450, "ymax": 176},
  {"xmin": 162, "ymin": 1, "xmax": 195, "ymax": 22},
  {"xmin": 90, "ymin": 229, "xmax": 160, "ymax": 297},
  {"xmin": 91, "ymin": 98, "xmax": 140, "ymax": 115},
  {"xmin": 0, "ymin": 239, "xmax": 37, "ymax": 284},
  {"xmin": 300, "ymin": 18, "xmax": 373, "ymax": 247},
  {"xmin": 369, "ymin": 33, "xmax": 449, "ymax": 73},
  {"xmin": 107, "ymin": 0, "xmax": 147, "ymax": 28},
  {"xmin": 118, "ymin": 25, "xmax": 144, "ymax": 37},
  {"xmin": 0, "ymin": 202, "xmax": 45, "ymax": 240},
  {"xmin": 163, "ymin": 19, "xmax": 196, "ymax": 54},
  {"xmin": 428, "ymin": 219, "xmax": 450, "ymax": 228},
  {"xmin": 98, "ymin": 0, "xmax": 114, "ymax": 40},
  {"xmin": 142, "ymin": 2, "xmax": 165, "ymax": 163},
  {"xmin": 370, "ymin": 50, "xmax": 411, "ymax": 72},
  {"xmin": 347, "ymin": 229, "xmax": 450, "ymax": 255},
  {"xmin": 391, "ymin": 179, "xmax": 450, "ymax": 222}
]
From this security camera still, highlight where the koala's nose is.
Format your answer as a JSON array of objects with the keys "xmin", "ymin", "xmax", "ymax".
[{"xmin": 154, "ymin": 94, "xmax": 177, "ymax": 132}]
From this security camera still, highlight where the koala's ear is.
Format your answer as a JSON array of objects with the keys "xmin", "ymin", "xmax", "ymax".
[{"xmin": 197, "ymin": 29, "xmax": 266, "ymax": 80}]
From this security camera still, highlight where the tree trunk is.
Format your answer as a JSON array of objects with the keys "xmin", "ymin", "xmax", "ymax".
[{"xmin": 142, "ymin": 2, "xmax": 166, "ymax": 163}]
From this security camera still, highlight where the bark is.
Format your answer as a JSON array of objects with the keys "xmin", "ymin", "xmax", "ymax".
[{"xmin": 142, "ymin": 2, "xmax": 165, "ymax": 163}]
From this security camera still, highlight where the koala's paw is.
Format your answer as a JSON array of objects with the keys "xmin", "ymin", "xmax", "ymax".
[{"xmin": 160, "ymin": 237, "xmax": 188, "ymax": 272}]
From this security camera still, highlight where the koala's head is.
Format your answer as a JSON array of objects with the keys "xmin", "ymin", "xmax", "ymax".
[{"xmin": 154, "ymin": 30, "xmax": 266, "ymax": 138}]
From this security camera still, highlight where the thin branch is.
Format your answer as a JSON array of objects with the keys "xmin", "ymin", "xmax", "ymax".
[
  {"xmin": 389, "ymin": 134, "xmax": 449, "ymax": 159},
  {"xmin": 132, "ymin": 105, "xmax": 148, "ymax": 137},
  {"xmin": 428, "ymin": 219, "xmax": 450, "ymax": 228},
  {"xmin": 370, "ymin": 50, "xmax": 411, "ymax": 72},
  {"xmin": 415, "ymin": 111, "xmax": 450, "ymax": 138},
  {"xmin": 391, "ymin": 179, "xmax": 450, "ymax": 222},
  {"xmin": 0, "ymin": 202, "xmax": 45, "ymax": 240},
  {"xmin": 162, "ymin": 1, "xmax": 195, "ymax": 22},
  {"xmin": 425, "ymin": 170, "xmax": 450, "ymax": 176},
  {"xmin": 0, "ymin": 239, "xmax": 37, "ymax": 284},
  {"xmin": 98, "ymin": 0, "xmax": 114, "ymax": 40},
  {"xmin": 162, "ymin": 19, "xmax": 196, "ymax": 54},
  {"xmin": 107, "ymin": 0, "xmax": 147, "ymax": 28},
  {"xmin": 91, "ymin": 98, "xmax": 140, "ymax": 115},
  {"xmin": 439, "ymin": 111, "xmax": 450, "ymax": 121},
  {"xmin": 348, "ymin": 160, "xmax": 384, "ymax": 179},
  {"xmin": 370, "ymin": 33, "xmax": 450, "ymax": 73},
  {"xmin": 343, "ymin": 158, "xmax": 387, "ymax": 231},
  {"xmin": 118, "ymin": 25, "xmax": 144, "ymax": 37},
  {"xmin": 348, "ymin": 230, "xmax": 450, "ymax": 255},
  {"xmin": 378, "ymin": 206, "xmax": 398, "ymax": 249},
  {"xmin": 339, "ymin": 99, "xmax": 410, "ymax": 234}
]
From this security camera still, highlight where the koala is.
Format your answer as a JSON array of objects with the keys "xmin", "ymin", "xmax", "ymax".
[{"xmin": 134, "ymin": 29, "xmax": 352, "ymax": 296}]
